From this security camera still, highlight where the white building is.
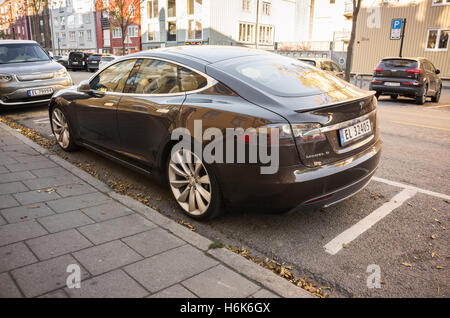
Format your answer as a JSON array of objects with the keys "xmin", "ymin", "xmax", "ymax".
[
  {"xmin": 49, "ymin": 0, "xmax": 97, "ymax": 55},
  {"xmin": 141, "ymin": 0, "xmax": 308, "ymax": 50}
]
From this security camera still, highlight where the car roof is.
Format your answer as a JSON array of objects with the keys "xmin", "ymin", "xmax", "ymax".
[
  {"xmin": 130, "ymin": 45, "xmax": 273, "ymax": 64},
  {"xmin": 0, "ymin": 40, "xmax": 39, "ymax": 45}
]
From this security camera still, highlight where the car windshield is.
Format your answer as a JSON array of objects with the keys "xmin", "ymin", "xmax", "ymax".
[
  {"xmin": 219, "ymin": 55, "xmax": 346, "ymax": 97},
  {"xmin": 0, "ymin": 43, "xmax": 50, "ymax": 64}
]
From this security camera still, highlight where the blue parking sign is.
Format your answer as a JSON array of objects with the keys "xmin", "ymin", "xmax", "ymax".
[{"xmin": 391, "ymin": 19, "xmax": 403, "ymax": 40}]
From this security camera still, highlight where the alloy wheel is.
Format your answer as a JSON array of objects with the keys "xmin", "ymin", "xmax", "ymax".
[
  {"xmin": 51, "ymin": 108, "xmax": 71, "ymax": 149},
  {"xmin": 168, "ymin": 149, "xmax": 212, "ymax": 216}
]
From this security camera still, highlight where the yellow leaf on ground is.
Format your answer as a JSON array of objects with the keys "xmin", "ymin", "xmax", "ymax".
[{"xmin": 401, "ymin": 262, "xmax": 412, "ymax": 267}]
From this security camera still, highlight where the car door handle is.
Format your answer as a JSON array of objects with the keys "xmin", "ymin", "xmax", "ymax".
[{"xmin": 104, "ymin": 102, "xmax": 115, "ymax": 107}]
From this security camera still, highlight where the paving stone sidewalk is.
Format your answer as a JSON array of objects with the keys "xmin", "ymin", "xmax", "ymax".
[{"xmin": 0, "ymin": 122, "xmax": 313, "ymax": 298}]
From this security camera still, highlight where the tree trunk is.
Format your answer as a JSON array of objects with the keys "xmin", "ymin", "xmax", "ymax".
[{"xmin": 344, "ymin": 1, "xmax": 361, "ymax": 82}]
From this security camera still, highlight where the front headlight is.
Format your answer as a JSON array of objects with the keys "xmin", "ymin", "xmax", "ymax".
[
  {"xmin": 0, "ymin": 74, "xmax": 13, "ymax": 82},
  {"xmin": 55, "ymin": 69, "xmax": 69, "ymax": 78}
]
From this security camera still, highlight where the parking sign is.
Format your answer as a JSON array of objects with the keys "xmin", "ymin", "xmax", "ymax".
[{"xmin": 391, "ymin": 19, "xmax": 403, "ymax": 40}]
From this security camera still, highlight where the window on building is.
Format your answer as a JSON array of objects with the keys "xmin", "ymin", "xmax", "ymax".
[
  {"xmin": 168, "ymin": 21, "xmax": 176, "ymax": 41},
  {"xmin": 128, "ymin": 25, "xmax": 139, "ymax": 37},
  {"xmin": 242, "ymin": 0, "xmax": 251, "ymax": 12},
  {"xmin": 258, "ymin": 25, "xmax": 274, "ymax": 44},
  {"xmin": 79, "ymin": 31, "xmax": 84, "ymax": 41},
  {"xmin": 148, "ymin": 22, "xmax": 159, "ymax": 41},
  {"xmin": 61, "ymin": 16, "xmax": 65, "ymax": 26},
  {"xmin": 187, "ymin": 0, "xmax": 202, "ymax": 15},
  {"xmin": 83, "ymin": 14, "xmax": 90, "ymax": 24},
  {"xmin": 112, "ymin": 28, "xmax": 122, "ymax": 38},
  {"xmin": 432, "ymin": 0, "xmax": 450, "ymax": 5},
  {"xmin": 87, "ymin": 30, "xmax": 92, "ymax": 41},
  {"xmin": 102, "ymin": 0, "xmax": 109, "ymax": 9},
  {"xmin": 61, "ymin": 32, "xmax": 66, "ymax": 39},
  {"xmin": 69, "ymin": 31, "xmax": 75, "ymax": 41},
  {"xmin": 67, "ymin": 15, "xmax": 74, "ymax": 26},
  {"xmin": 129, "ymin": 5, "xmax": 135, "ymax": 17},
  {"xmin": 426, "ymin": 28, "xmax": 449, "ymax": 51},
  {"xmin": 239, "ymin": 22, "xmax": 255, "ymax": 43},
  {"xmin": 188, "ymin": 19, "xmax": 202, "ymax": 40},
  {"xmin": 168, "ymin": 0, "xmax": 176, "ymax": 17},
  {"xmin": 54, "ymin": 17, "xmax": 59, "ymax": 27},
  {"xmin": 147, "ymin": 0, "xmax": 159, "ymax": 18},
  {"xmin": 262, "ymin": 2, "xmax": 270, "ymax": 16}
]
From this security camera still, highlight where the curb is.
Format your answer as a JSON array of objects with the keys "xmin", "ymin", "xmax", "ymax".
[{"xmin": 0, "ymin": 121, "xmax": 315, "ymax": 298}]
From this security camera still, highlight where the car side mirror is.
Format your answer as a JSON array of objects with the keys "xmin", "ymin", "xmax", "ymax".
[
  {"xmin": 78, "ymin": 80, "xmax": 91, "ymax": 92},
  {"xmin": 435, "ymin": 69, "xmax": 440, "ymax": 75}
]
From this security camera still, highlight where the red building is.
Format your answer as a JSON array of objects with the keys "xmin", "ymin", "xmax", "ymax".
[
  {"xmin": 95, "ymin": 0, "xmax": 141, "ymax": 55},
  {"xmin": 0, "ymin": 0, "xmax": 31, "ymax": 41}
]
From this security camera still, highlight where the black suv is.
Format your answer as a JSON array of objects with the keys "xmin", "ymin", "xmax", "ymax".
[
  {"xmin": 370, "ymin": 57, "xmax": 442, "ymax": 105},
  {"xmin": 87, "ymin": 54, "xmax": 102, "ymax": 72},
  {"xmin": 67, "ymin": 51, "xmax": 92, "ymax": 71}
]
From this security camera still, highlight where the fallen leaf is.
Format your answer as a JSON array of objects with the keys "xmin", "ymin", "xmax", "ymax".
[
  {"xmin": 342, "ymin": 243, "xmax": 347, "ymax": 248},
  {"xmin": 401, "ymin": 262, "xmax": 412, "ymax": 267},
  {"xmin": 430, "ymin": 235, "xmax": 437, "ymax": 239},
  {"xmin": 435, "ymin": 266, "xmax": 444, "ymax": 270}
]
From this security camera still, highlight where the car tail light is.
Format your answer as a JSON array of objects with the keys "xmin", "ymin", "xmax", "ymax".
[
  {"xmin": 372, "ymin": 80, "xmax": 382, "ymax": 83},
  {"xmin": 260, "ymin": 123, "xmax": 326, "ymax": 145},
  {"xmin": 406, "ymin": 68, "xmax": 422, "ymax": 74},
  {"xmin": 403, "ymin": 82, "xmax": 420, "ymax": 86},
  {"xmin": 374, "ymin": 67, "xmax": 383, "ymax": 72}
]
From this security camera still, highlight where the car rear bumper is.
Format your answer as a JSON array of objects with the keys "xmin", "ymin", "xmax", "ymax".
[
  {"xmin": 370, "ymin": 83, "xmax": 422, "ymax": 96},
  {"xmin": 216, "ymin": 138, "xmax": 382, "ymax": 211}
]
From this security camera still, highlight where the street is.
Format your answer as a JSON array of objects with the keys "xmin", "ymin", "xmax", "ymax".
[{"xmin": 1, "ymin": 71, "xmax": 449, "ymax": 298}]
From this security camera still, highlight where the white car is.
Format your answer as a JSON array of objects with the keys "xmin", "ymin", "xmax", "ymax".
[{"xmin": 98, "ymin": 55, "xmax": 118, "ymax": 70}]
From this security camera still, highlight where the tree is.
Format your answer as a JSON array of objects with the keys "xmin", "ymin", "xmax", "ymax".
[
  {"xmin": 98, "ymin": 0, "xmax": 142, "ymax": 55},
  {"xmin": 344, "ymin": 0, "xmax": 362, "ymax": 82}
]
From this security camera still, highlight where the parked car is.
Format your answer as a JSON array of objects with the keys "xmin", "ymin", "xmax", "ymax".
[
  {"xmin": 49, "ymin": 46, "xmax": 382, "ymax": 220},
  {"xmin": 299, "ymin": 58, "xmax": 344, "ymax": 79},
  {"xmin": 67, "ymin": 51, "xmax": 92, "ymax": 71},
  {"xmin": 0, "ymin": 40, "xmax": 72, "ymax": 109},
  {"xmin": 54, "ymin": 55, "xmax": 68, "ymax": 68},
  {"xmin": 98, "ymin": 55, "xmax": 118, "ymax": 70},
  {"xmin": 87, "ymin": 54, "xmax": 102, "ymax": 72},
  {"xmin": 370, "ymin": 57, "xmax": 442, "ymax": 104}
]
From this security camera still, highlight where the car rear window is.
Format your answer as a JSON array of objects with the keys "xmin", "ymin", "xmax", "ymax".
[
  {"xmin": 380, "ymin": 59, "xmax": 418, "ymax": 68},
  {"xmin": 216, "ymin": 55, "xmax": 346, "ymax": 97},
  {"xmin": 89, "ymin": 55, "xmax": 102, "ymax": 61}
]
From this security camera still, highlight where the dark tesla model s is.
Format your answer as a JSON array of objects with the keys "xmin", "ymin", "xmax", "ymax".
[{"xmin": 49, "ymin": 46, "xmax": 382, "ymax": 220}]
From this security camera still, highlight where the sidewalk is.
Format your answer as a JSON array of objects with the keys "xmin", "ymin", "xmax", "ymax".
[{"xmin": 0, "ymin": 122, "xmax": 313, "ymax": 298}]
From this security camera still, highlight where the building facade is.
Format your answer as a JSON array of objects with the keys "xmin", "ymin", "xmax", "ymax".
[
  {"xmin": 352, "ymin": 0, "xmax": 450, "ymax": 77},
  {"xmin": 0, "ymin": 0, "xmax": 32, "ymax": 41},
  {"xmin": 140, "ymin": 0, "xmax": 305, "ymax": 50},
  {"xmin": 49, "ymin": 0, "xmax": 98, "ymax": 55},
  {"xmin": 95, "ymin": 0, "xmax": 142, "ymax": 55}
]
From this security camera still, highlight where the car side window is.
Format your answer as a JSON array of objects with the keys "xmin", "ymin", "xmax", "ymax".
[
  {"xmin": 131, "ymin": 59, "xmax": 208, "ymax": 95},
  {"xmin": 90, "ymin": 59, "xmax": 137, "ymax": 93}
]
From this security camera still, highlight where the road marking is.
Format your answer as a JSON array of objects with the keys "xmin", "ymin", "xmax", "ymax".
[
  {"xmin": 427, "ymin": 104, "xmax": 450, "ymax": 109},
  {"xmin": 33, "ymin": 117, "xmax": 50, "ymax": 125},
  {"xmin": 390, "ymin": 120, "xmax": 450, "ymax": 132},
  {"xmin": 373, "ymin": 177, "xmax": 450, "ymax": 201},
  {"xmin": 324, "ymin": 188, "xmax": 417, "ymax": 255}
]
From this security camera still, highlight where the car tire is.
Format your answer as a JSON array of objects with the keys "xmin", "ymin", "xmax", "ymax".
[
  {"xmin": 375, "ymin": 92, "xmax": 381, "ymax": 100},
  {"xmin": 390, "ymin": 94, "xmax": 398, "ymax": 100},
  {"xmin": 431, "ymin": 87, "xmax": 441, "ymax": 103},
  {"xmin": 167, "ymin": 147, "xmax": 223, "ymax": 220},
  {"xmin": 50, "ymin": 106, "xmax": 78, "ymax": 152},
  {"xmin": 415, "ymin": 85, "xmax": 427, "ymax": 105}
]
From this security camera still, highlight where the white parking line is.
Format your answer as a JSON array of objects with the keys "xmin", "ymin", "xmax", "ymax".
[
  {"xmin": 33, "ymin": 117, "xmax": 50, "ymax": 125},
  {"xmin": 373, "ymin": 177, "xmax": 450, "ymax": 201},
  {"xmin": 324, "ymin": 188, "xmax": 417, "ymax": 255}
]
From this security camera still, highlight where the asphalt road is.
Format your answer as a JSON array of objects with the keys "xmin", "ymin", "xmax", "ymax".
[{"xmin": 1, "ymin": 71, "xmax": 449, "ymax": 298}]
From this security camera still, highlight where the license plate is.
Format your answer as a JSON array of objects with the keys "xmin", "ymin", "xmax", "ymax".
[
  {"xmin": 72, "ymin": 61, "xmax": 78, "ymax": 65},
  {"xmin": 92, "ymin": 61, "xmax": 98, "ymax": 64},
  {"xmin": 27, "ymin": 87, "xmax": 54, "ymax": 97},
  {"xmin": 385, "ymin": 82, "xmax": 400, "ymax": 87},
  {"xmin": 339, "ymin": 119, "xmax": 372, "ymax": 146}
]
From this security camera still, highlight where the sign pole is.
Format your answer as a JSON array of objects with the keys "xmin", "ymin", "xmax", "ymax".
[{"xmin": 399, "ymin": 18, "xmax": 406, "ymax": 57}]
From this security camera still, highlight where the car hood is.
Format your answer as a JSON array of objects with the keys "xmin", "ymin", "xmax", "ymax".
[{"xmin": 0, "ymin": 60, "xmax": 63, "ymax": 75}]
